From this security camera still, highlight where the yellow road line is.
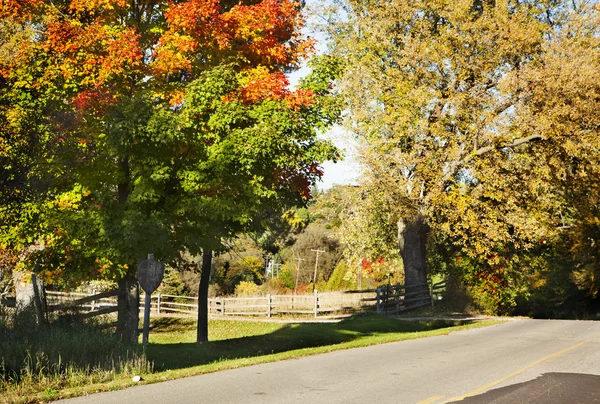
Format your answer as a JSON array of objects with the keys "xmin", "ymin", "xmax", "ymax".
[
  {"xmin": 417, "ymin": 395, "xmax": 444, "ymax": 404},
  {"xmin": 446, "ymin": 339, "xmax": 591, "ymax": 403}
]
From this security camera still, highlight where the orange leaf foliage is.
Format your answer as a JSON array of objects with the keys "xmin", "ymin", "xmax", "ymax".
[
  {"xmin": 42, "ymin": 19, "xmax": 142, "ymax": 86},
  {"xmin": 286, "ymin": 88, "xmax": 316, "ymax": 110},
  {"xmin": 153, "ymin": 0, "xmax": 312, "ymax": 78},
  {"xmin": 237, "ymin": 67, "xmax": 289, "ymax": 102},
  {"xmin": 69, "ymin": 0, "xmax": 127, "ymax": 14},
  {"xmin": 0, "ymin": 0, "xmax": 44, "ymax": 20},
  {"xmin": 224, "ymin": 0, "xmax": 306, "ymax": 66},
  {"xmin": 7, "ymin": 0, "xmax": 313, "ymax": 111}
]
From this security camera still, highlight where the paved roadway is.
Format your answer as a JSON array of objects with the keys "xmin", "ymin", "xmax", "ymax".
[{"xmin": 59, "ymin": 319, "xmax": 600, "ymax": 404}]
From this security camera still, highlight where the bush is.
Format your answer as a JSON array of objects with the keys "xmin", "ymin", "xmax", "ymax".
[
  {"xmin": 157, "ymin": 266, "xmax": 189, "ymax": 296},
  {"xmin": 279, "ymin": 262, "xmax": 296, "ymax": 290},
  {"xmin": 326, "ymin": 261, "xmax": 357, "ymax": 291},
  {"xmin": 235, "ymin": 281, "xmax": 259, "ymax": 297},
  {"xmin": 213, "ymin": 257, "xmax": 265, "ymax": 295},
  {"xmin": 73, "ymin": 280, "xmax": 118, "ymax": 294},
  {"xmin": 259, "ymin": 278, "xmax": 290, "ymax": 295}
]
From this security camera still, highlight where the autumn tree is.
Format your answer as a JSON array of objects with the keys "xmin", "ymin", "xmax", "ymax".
[
  {"xmin": 1, "ymin": 0, "xmax": 340, "ymax": 341},
  {"xmin": 510, "ymin": 2, "xmax": 600, "ymax": 300},
  {"xmin": 325, "ymin": 0, "xmax": 600, "ymax": 300}
]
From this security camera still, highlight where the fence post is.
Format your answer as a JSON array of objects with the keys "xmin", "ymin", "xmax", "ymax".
[
  {"xmin": 267, "ymin": 294, "xmax": 271, "ymax": 318},
  {"xmin": 157, "ymin": 293, "xmax": 161, "ymax": 314},
  {"xmin": 376, "ymin": 287, "xmax": 381, "ymax": 314},
  {"xmin": 314, "ymin": 290, "xmax": 318, "ymax": 318},
  {"xmin": 429, "ymin": 279, "xmax": 434, "ymax": 307},
  {"xmin": 385, "ymin": 284, "xmax": 389, "ymax": 315},
  {"xmin": 221, "ymin": 298, "xmax": 225, "ymax": 316}
]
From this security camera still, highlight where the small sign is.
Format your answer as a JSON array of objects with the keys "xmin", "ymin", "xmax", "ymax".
[{"xmin": 137, "ymin": 255, "xmax": 164, "ymax": 294}]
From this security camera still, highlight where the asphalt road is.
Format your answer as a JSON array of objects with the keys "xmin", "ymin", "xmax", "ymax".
[{"xmin": 58, "ymin": 319, "xmax": 600, "ymax": 404}]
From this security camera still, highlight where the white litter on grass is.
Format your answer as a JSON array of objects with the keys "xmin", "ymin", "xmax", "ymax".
[{"xmin": 132, "ymin": 376, "xmax": 142, "ymax": 382}]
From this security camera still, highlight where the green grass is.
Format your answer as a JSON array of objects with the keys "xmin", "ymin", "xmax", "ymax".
[
  {"xmin": 147, "ymin": 317, "xmax": 284, "ymax": 345},
  {"xmin": 145, "ymin": 315, "xmax": 481, "ymax": 371},
  {"xmin": 4, "ymin": 312, "xmax": 500, "ymax": 404},
  {"xmin": 0, "ymin": 307, "xmax": 150, "ymax": 404}
]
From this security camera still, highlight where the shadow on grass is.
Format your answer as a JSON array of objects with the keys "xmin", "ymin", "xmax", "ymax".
[
  {"xmin": 148, "ymin": 316, "xmax": 196, "ymax": 331},
  {"xmin": 146, "ymin": 314, "xmax": 470, "ymax": 371}
]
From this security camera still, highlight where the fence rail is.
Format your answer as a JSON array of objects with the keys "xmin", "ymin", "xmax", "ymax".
[
  {"xmin": 146, "ymin": 290, "xmax": 379, "ymax": 319},
  {"xmin": 375, "ymin": 279, "xmax": 446, "ymax": 315},
  {"xmin": 8, "ymin": 279, "xmax": 447, "ymax": 320},
  {"xmin": 45, "ymin": 290, "xmax": 121, "ymax": 320}
]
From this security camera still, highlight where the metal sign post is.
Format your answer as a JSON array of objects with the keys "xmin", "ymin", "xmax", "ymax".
[{"xmin": 137, "ymin": 253, "xmax": 164, "ymax": 345}]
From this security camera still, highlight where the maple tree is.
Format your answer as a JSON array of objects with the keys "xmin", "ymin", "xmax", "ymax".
[
  {"xmin": 326, "ymin": 0, "xmax": 600, "ymax": 306},
  {"xmin": 0, "ymin": 0, "xmax": 340, "ymax": 341}
]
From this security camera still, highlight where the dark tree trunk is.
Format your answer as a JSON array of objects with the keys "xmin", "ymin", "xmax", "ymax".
[
  {"xmin": 196, "ymin": 249, "xmax": 212, "ymax": 343},
  {"xmin": 117, "ymin": 158, "xmax": 131, "ymax": 204},
  {"xmin": 398, "ymin": 214, "xmax": 430, "ymax": 300},
  {"xmin": 115, "ymin": 156, "xmax": 139, "ymax": 343},
  {"xmin": 116, "ymin": 274, "xmax": 139, "ymax": 343}
]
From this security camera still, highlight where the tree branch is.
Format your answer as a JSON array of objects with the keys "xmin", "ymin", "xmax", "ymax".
[
  {"xmin": 471, "ymin": 134, "xmax": 543, "ymax": 159},
  {"xmin": 427, "ymin": 134, "xmax": 544, "ymax": 204}
]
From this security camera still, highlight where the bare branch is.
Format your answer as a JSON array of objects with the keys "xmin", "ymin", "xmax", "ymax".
[
  {"xmin": 471, "ymin": 134, "xmax": 543, "ymax": 159},
  {"xmin": 428, "ymin": 134, "xmax": 544, "ymax": 203}
]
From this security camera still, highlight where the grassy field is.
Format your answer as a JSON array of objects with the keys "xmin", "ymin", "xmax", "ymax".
[
  {"xmin": 2, "ymin": 313, "xmax": 499, "ymax": 404},
  {"xmin": 144, "ymin": 315, "xmax": 487, "ymax": 371}
]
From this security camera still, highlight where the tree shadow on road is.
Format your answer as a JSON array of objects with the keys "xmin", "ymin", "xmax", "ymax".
[
  {"xmin": 145, "ymin": 314, "xmax": 469, "ymax": 371},
  {"xmin": 453, "ymin": 373, "xmax": 600, "ymax": 403}
]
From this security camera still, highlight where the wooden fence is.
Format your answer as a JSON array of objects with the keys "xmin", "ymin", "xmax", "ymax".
[
  {"xmin": 376, "ymin": 280, "xmax": 446, "ymax": 315},
  {"xmin": 140, "ymin": 290, "xmax": 378, "ymax": 319},
  {"xmin": 41, "ymin": 290, "xmax": 377, "ymax": 319},
  {"xmin": 40, "ymin": 279, "xmax": 446, "ymax": 319},
  {"xmin": 45, "ymin": 289, "xmax": 120, "ymax": 320}
]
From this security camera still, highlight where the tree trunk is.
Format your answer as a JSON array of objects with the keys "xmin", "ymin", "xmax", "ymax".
[
  {"xmin": 398, "ymin": 215, "xmax": 430, "ymax": 300},
  {"xmin": 116, "ymin": 273, "xmax": 139, "ymax": 343},
  {"xmin": 196, "ymin": 249, "xmax": 212, "ymax": 343}
]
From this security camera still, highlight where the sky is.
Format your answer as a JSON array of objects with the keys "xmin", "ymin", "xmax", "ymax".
[
  {"xmin": 316, "ymin": 125, "xmax": 361, "ymax": 190},
  {"xmin": 288, "ymin": 2, "xmax": 361, "ymax": 191},
  {"xmin": 289, "ymin": 71, "xmax": 361, "ymax": 191}
]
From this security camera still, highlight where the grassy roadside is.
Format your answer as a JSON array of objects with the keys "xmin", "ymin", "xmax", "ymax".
[{"xmin": 38, "ymin": 314, "xmax": 500, "ymax": 403}]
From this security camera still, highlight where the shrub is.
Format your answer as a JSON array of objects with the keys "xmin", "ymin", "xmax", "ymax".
[
  {"xmin": 259, "ymin": 278, "xmax": 290, "ymax": 295},
  {"xmin": 326, "ymin": 261, "xmax": 357, "ymax": 291},
  {"xmin": 235, "ymin": 281, "xmax": 259, "ymax": 297},
  {"xmin": 213, "ymin": 257, "xmax": 265, "ymax": 295},
  {"xmin": 157, "ymin": 266, "xmax": 189, "ymax": 296},
  {"xmin": 278, "ymin": 262, "xmax": 296, "ymax": 290}
]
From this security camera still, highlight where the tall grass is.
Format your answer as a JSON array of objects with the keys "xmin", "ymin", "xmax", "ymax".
[{"xmin": 0, "ymin": 306, "xmax": 152, "ymax": 404}]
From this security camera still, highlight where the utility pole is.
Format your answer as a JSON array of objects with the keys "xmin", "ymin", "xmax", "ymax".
[
  {"xmin": 264, "ymin": 255, "xmax": 270, "ymax": 279},
  {"xmin": 273, "ymin": 261, "xmax": 282, "ymax": 278},
  {"xmin": 311, "ymin": 248, "xmax": 326, "ymax": 285},
  {"xmin": 358, "ymin": 248, "xmax": 365, "ymax": 291},
  {"xmin": 358, "ymin": 262, "xmax": 362, "ymax": 291},
  {"xmin": 294, "ymin": 257, "xmax": 305, "ymax": 294}
]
